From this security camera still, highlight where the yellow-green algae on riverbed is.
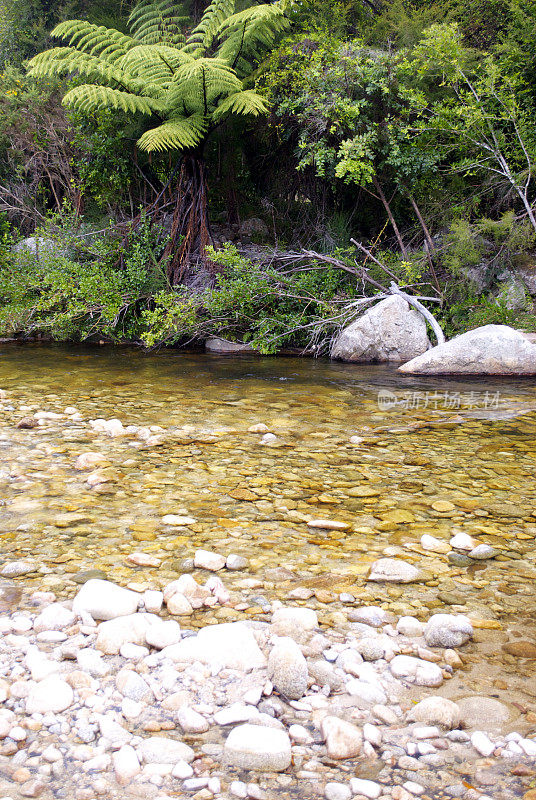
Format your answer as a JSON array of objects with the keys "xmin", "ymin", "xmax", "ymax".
[{"xmin": 1, "ymin": 344, "xmax": 536, "ymax": 709}]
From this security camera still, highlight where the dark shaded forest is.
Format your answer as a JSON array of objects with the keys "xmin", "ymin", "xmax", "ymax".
[{"xmin": 0, "ymin": 0, "xmax": 535, "ymax": 351}]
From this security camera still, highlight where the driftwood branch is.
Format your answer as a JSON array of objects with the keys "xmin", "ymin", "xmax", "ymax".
[
  {"xmin": 388, "ymin": 282, "xmax": 445, "ymax": 345},
  {"xmin": 350, "ymin": 238, "xmax": 446, "ymax": 346}
]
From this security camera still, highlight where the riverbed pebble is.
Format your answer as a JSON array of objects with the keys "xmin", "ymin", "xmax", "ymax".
[
  {"xmin": 423, "ymin": 614, "xmax": 473, "ymax": 648},
  {"xmin": 224, "ymin": 724, "xmax": 291, "ymax": 771}
]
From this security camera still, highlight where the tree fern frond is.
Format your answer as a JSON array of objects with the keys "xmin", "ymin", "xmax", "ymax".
[
  {"xmin": 51, "ymin": 20, "xmax": 137, "ymax": 62},
  {"xmin": 184, "ymin": 0, "xmax": 235, "ymax": 54},
  {"xmin": 62, "ymin": 84, "xmax": 160, "ymax": 115},
  {"xmin": 168, "ymin": 57, "xmax": 242, "ymax": 114},
  {"xmin": 215, "ymin": 4, "xmax": 288, "ymax": 75},
  {"xmin": 173, "ymin": 57, "xmax": 241, "ymax": 92},
  {"xmin": 213, "ymin": 89, "xmax": 269, "ymax": 120},
  {"xmin": 137, "ymin": 113, "xmax": 207, "ymax": 151},
  {"xmin": 120, "ymin": 44, "xmax": 193, "ymax": 85},
  {"xmin": 129, "ymin": 0, "xmax": 187, "ymax": 45},
  {"xmin": 27, "ymin": 48, "xmax": 152, "ymax": 94}
]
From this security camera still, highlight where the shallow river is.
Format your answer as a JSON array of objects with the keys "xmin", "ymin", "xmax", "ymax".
[{"xmin": 1, "ymin": 344, "xmax": 536, "ymax": 768}]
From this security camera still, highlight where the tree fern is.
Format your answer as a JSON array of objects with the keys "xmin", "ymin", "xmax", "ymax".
[{"xmin": 28, "ymin": 0, "xmax": 289, "ymax": 279}]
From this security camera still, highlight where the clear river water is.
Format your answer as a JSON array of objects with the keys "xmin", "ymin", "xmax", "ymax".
[{"xmin": 1, "ymin": 344, "xmax": 536, "ymax": 771}]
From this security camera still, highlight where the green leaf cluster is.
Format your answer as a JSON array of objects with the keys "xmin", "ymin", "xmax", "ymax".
[{"xmin": 27, "ymin": 0, "xmax": 289, "ymax": 154}]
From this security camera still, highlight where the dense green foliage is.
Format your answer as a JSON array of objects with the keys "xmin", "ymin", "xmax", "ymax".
[{"xmin": 0, "ymin": 0, "xmax": 534, "ymax": 347}]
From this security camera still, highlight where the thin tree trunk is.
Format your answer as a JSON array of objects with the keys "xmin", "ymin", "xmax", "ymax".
[
  {"xmin": 372, "ymin": 175, "xmax": 407, "ymax": 257},
  {"xmin": 408, "ymin": 193, "xmax": 435, "ymax": 253},
  {"xmin": 161, "ymin": 149, "xmax": 213, "ymax": 286}
]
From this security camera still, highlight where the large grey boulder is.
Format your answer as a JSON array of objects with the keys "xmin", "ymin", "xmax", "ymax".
[
  {"xmin": 331, "ymin": 295, "xmax": 430, "ymax": 363},
  {"xmin": 399, "ymin": 324, "xmax": 536, "ymax": 375},
  {"xmin": 13, "ymin": 237, "xmax": 59, "ymax": 261}
]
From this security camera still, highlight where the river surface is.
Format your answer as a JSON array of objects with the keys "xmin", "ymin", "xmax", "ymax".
[{"xmin": 1, "ymin": 344, "xmax": 536, "ymax": 737}]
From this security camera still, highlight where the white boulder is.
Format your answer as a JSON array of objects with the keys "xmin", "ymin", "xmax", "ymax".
[
  {"xmin": 138, "ymin": 736, "xmax": 194, "ymax": 764},
  {"xmin": 267, "ymin": 637, "xmax": 308, "ymax": 700},
  {"xmin": 408, "ymin": 697, "xmax": 461, "ymax": 729},
  {"xmin": 26, "ymin": 677, "xmax": 73, "ymax": 714},
  {"xmin": 399, "ymin": 324, "xmax": 536, "ymax": 375},
  {"xmin": 424, "ymin": 614, "xmax": 473, "ymax": 648},
  {"xmin": 224, "ymin": 724, "xmax": 291, "ymax": 771},
  {"xmin": 96, "ymin": 614, "xmax": 158, "ymax": 655},
  {"xmin": 390, "ymin": 655, "xmax": 443, "ymax": 687},
  {"xmin": 332, "ymin": 295, "xmax": 430, "ymax": 363},
  {"xmin": 321, "ymin": 716, "xmax": 362, "ymax": 759},
  {"xmin": 162, "ymin": 622, "xmax": 266, "ymax": 671}
]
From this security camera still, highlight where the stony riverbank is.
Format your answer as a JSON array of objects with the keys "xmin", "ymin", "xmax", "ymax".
[{"xmin": 0, "ymin": 577, "xmax": 535, "ymax": 800}]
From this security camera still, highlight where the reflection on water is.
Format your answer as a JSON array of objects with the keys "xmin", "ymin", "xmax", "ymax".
[{"xmin": 1, "ymin": 343, "xmax": 536, "ymax": 705}]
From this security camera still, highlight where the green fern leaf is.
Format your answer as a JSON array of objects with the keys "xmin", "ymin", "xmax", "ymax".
[
  {"xmin": 120, "ymin": 44, "xmax": 193, "ymax": 85},
  {"xmin": 184, "ymin": 0, "xmax": 234, "ymax": 54},
  {"xmin": 51, "ymin": 20, "xmax": 138, "ymax": 62},
  {"xmin": 213, "ymin": 89, "xmax": 269, "ymax": 121},
  {"xmin": 28, "ymin": 48, "xmax": 152, "ymax": 94},
  {"xmin": 215, "ymin": 4, "xmax": 288, "ymax": 75},
  {"xmin": 167, "ymin": 58, "xmax": 241, "ymax": 114},
  {"xmin": 137, "ymin": 113, "xmax": 207, "ymax": 151},
  {"xmin": 62, "ymin": 84, "xmax": 160, "ymax": 115},
  {"xmin": 129, "ymin": 0, "xmax": 187, "ymax": 45}
]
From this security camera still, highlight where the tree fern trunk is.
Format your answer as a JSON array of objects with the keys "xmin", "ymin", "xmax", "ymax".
[{"xmin": 161, "ymin": 149, "xmax": 213, "ymax": 286}]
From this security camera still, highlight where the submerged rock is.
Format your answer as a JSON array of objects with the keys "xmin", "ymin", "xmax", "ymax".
[
  {"xmin": 1, "ymin": 561, "xmax": 38, "ymax": 578},
  {"xmin": 456, "ymin": 696, "xmax": 511, "ymax": 731},
  {"xmin": 206, "ymin": 337, "xmax": 256, "ymax": 354},
  {"xmin": 367, "ymin": 558, "xmax": 421, "ymax": 583}
]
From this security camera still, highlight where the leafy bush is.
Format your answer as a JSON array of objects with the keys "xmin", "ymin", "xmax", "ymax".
[
  {"xmin": 0, "ymin": 213, "xmax": 166, "ymax": 340},
  {"xmin": 141, "ymin": 244, "xmax": 360, "ymax": 352}
]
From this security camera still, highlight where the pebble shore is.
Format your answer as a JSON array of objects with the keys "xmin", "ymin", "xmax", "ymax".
[{"xmin": 0, "ymin": 577, "xmax": 534, "ymax": 800}]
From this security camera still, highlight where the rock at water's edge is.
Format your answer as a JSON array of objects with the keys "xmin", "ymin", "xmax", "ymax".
[
  {"xmin": 331, "ymin": 295, "xmax": 430, "ymax": 363},
  {"xmin": 399, "ymin": 324, "xmax": 536, "ymax": 375}
]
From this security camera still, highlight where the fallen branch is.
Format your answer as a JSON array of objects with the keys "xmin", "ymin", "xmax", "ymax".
[
  {"xmin": 350, "ymin": 238, "xmax": 445, "ymax": 345},
  {"xmin": 388, "ymin": 282, "xmax": 445, "ymax": 346}
]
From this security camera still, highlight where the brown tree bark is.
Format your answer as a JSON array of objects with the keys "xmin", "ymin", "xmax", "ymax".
[
  {"xmin": 372, "ymin": 175, "xmax": 407, "ymax": 258},
  {"xmin": 160, "ymin": 150, "xmax": 214, "ymax": 286}
]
